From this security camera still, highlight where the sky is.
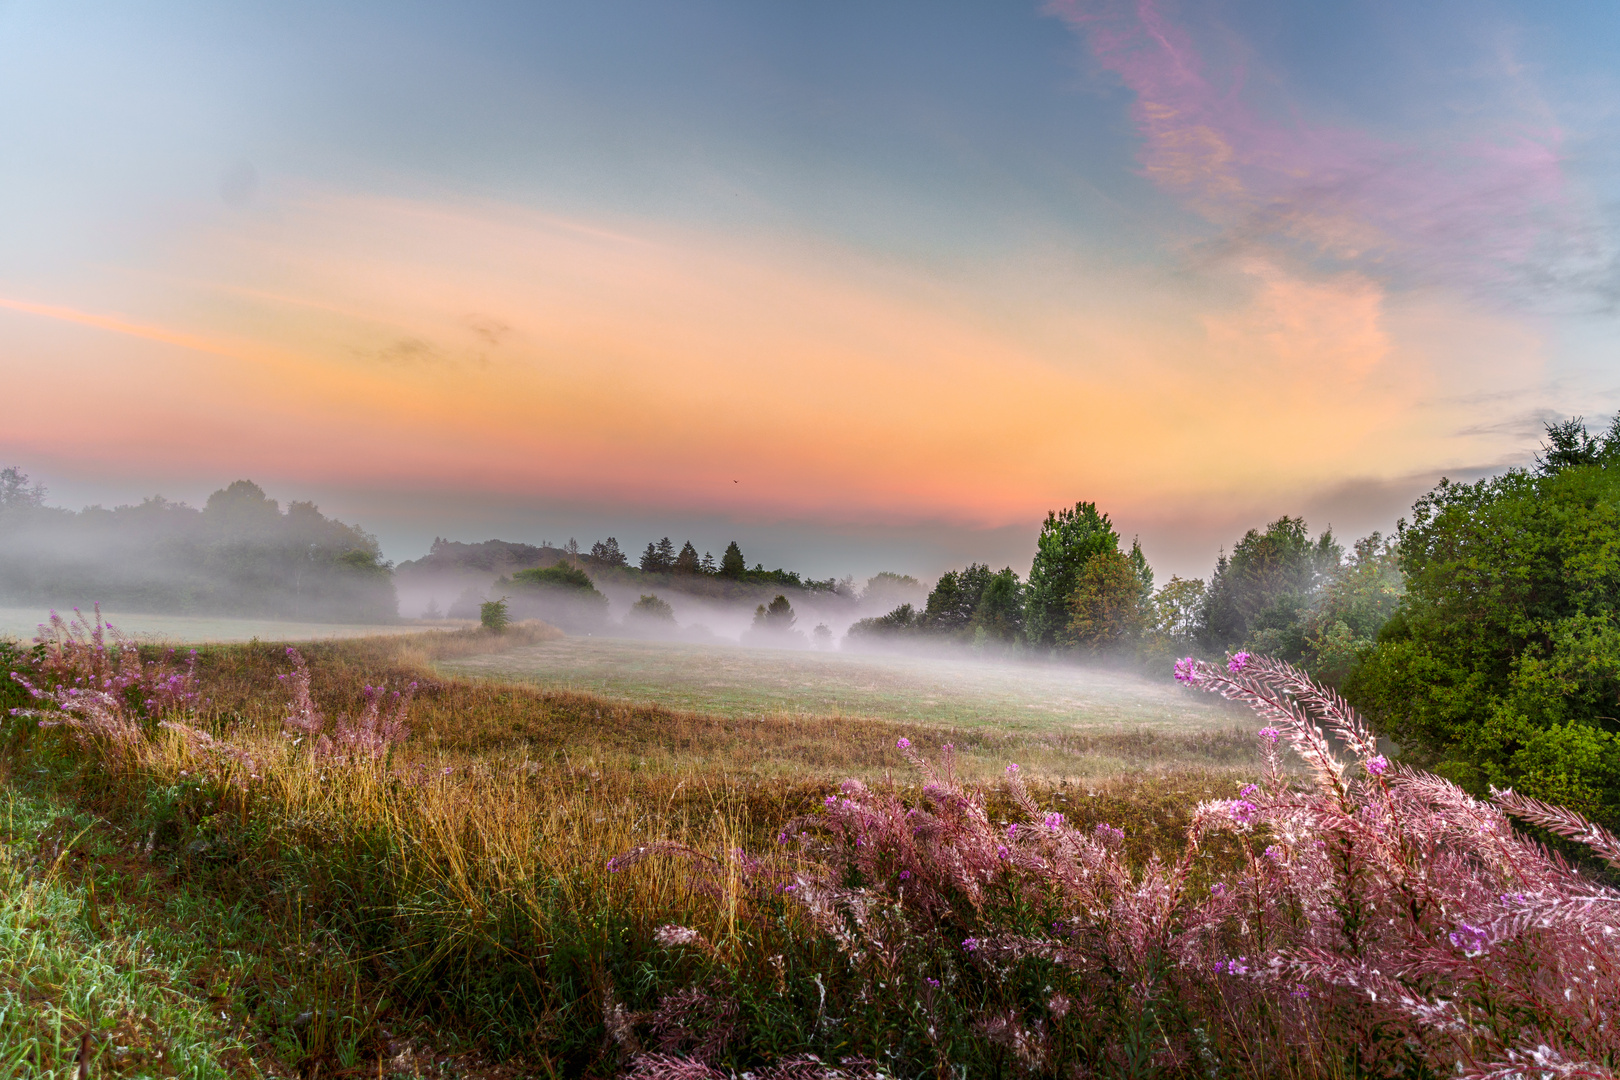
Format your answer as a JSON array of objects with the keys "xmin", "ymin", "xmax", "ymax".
[{"xmin": 2, "ymin": 0, "xmax": 1619, "ymax": 581}]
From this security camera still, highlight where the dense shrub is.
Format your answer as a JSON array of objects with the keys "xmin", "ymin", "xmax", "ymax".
[{"xmin": 505, "ymin": 562, "xmax": 610, "ymax": 630}]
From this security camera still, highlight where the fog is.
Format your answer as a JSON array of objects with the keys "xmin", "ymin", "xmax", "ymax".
[{"xmin": 394, "ymin": 544, "xmax": 931, "ymax": 648}]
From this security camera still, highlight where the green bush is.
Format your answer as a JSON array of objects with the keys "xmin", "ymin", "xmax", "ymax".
[
  {"xmin": 480, "ymin": 597, "xmax": 510, "ymax": 632},
  {"xmin": 512, "ymin": 563, "xmax": 596, "ymax": 591}
]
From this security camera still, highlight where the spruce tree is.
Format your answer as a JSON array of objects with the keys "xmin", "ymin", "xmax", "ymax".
[
  {"xmin": 654, "ymin": 537, "xmax": 677, "ymax": 571},
  {"xmin": 590, "ymin": 537, "xmax": 627, "ymax": 567},
  {"xmin": 719, "ymin": 541, "xmax": 746, "ymax": 579},
  {"xmin": 674, "ymin": 540, "xmax": 702, "ymax": 574}
]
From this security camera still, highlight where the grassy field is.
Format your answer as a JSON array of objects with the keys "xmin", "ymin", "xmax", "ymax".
[
  {"xmin": 437, "ymin": 635, "xmax": 1243, "ymax": 735},
  {"xmin": 0, "ymin": 626, "xmax": 1272, "ymax": 1076}
]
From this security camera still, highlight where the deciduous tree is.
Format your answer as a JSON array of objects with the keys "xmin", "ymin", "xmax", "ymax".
[{"xmin": 1025, "ymin": 501, "xmax": 1119, "ymax": 648}]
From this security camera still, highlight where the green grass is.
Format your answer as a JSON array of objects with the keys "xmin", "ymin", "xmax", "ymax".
[
  {"xmin": 437, "ymin": 636, "xmax": 1242, "ymax": 734},
  {"xmin": 0, "ymin": 779, "xmax": 258, "ymax": 1078}
]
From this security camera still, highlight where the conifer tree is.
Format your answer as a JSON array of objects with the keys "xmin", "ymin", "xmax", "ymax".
[
  {"xmin": 674, "ymin": 540, "xmax": 702, "ymax": 574},
  {"xmin": 719, "ymin": 541, "xmax": 746, "ymax": 579},
  {"xmin": 589, "ymin": 537, "xmax": 627, "ymax": 567}
]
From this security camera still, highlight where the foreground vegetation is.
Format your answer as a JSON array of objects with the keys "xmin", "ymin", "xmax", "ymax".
[{"xmin": 4, "ymin": 614, "xmax": 1618, "ymax": 1077}]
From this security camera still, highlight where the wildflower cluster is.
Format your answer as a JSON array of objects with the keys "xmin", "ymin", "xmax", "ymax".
[
  {"xmin": 277, "ymin": 647, "xmax": 414, "ymax": 761},
  {"xmin": 8, "ymin": 605, "xmax": 200, "ymax": 767},
  {"xmin": 626, "ymin": 655, "xmax": 1620, "ymax": 1077}
]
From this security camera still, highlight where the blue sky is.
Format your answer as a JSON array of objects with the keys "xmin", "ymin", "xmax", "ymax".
[{"xmin": 2, "ymin": 0, "xmax": 1617, "ymax": 580}]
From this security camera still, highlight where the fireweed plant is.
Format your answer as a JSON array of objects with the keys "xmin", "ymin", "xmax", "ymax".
[
  {"xmin": 9, "ymin": 606, "xmax": 200, "ymax": 767},
  {"xmin": 620, "ymin": 654, "xmax": 1620, "ymax": 1079}
]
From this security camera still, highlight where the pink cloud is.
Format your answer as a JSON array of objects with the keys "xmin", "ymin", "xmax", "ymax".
[{"xmin": 1047, "ymin": 0, "xmax": 1571, "ymax": 298}]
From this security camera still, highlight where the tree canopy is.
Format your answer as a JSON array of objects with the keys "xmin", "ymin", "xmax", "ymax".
[
  {"xmin": 1348, "ymin": 418, "xmax": 1620, "ymax": 825},
  {"xmin": 1066, "ymin": 549, "xmax": 1149, "ymax": 650},
  {"xmin": 0, "ymin": 474, "xmax": 395, "ymax": 621},
  {"xmin": 1026, "ymin": 501, "xmax": 1119, "ymax": 648},
  {"xmin": 1198, "ymin": 516, "xmax": 1342, "ymax": 660}
]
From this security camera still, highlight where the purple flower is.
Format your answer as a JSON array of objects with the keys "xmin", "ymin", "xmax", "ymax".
[
  {"xmin": 1449, "ymin": 921, "xmax": 1490, "ymax": 954},
  {"xmin": 925, "ymin": 977, "xmax": 941, "ymax": 988},
  {"xmin": 1043, "ymin": 812, "xmax": 1065, "ymax": 830},
  {"xmin": 825, "ymin": 796, "xmax": 838, "ymax": 809},
  {"xmin": 1258, "ymin": 727, "xmax": 1280, "ymax": 745},
  {"xmin": 896, "ymin": 737, "xmax": 911, "ymax": 750},
  {"xmin": 899, "ymin": 870, "xmax": 910, "ymax": 880},
  {"xmin": 1240, "ymin": 784, "xmax": 1259, "ymax": 799},
  {"xmin": 1227, "ymin": 799, "xmax": 1258, "ymax": 825},
  {"xmin": 962, "ymin": 937, "xmax": 980, "ymax": 953},
  {"xmin": 1005, "ymin": 763, "xmax": 1020, "ymax": 775},
  {"xmin": 1006, "ymin": 823, "xmax": 1018, "ymax": 839},
  {"xmin": 1173, "ymin": 657, "xmax": 1202, "ymax": 684},
  {"xmin": 997, "ymin": 844, "xmax": 1010, "ymax": 859},
  {"xmin": 1365, "ymin": 754, "xmax": 1389, "ymax": 777},
  {"xmin": 1263, "ymin": 845, "xmax": 1284, "ymax": 862},
  {"xmin": 1227, "ymin": 651, "xmax": 1251, "ymax": 673},
  {"xmin": 1095, "ymin": 823, "xmax": 1124, "ymax": 844}
]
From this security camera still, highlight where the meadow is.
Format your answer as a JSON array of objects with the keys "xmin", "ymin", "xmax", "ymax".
[
  {"xmin": 437, "ymin": 636, "xmax": 1242, "ymax": 736},
  {"xmin": 2, "ymin": 618, "xmax": 1615, "ymax": 1079}
]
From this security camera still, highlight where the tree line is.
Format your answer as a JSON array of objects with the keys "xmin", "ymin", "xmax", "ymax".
[
  {"xmin": 579, "ymin": 535, "xmax": 842, "ymax": 592},
  {"xmin": 856, "ymin": 417, "xmax": 1620, "ymax": 830},
  {"xmin": 0, "ymin": 470, "xmax": 396, "ymax": 622},
  {"xmin": 847, "ymin": 498, "xmax": 1392, "ymax": 672}
]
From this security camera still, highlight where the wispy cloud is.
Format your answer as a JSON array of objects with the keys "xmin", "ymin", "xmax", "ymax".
[{"xmin": 1046, "ymin": 0, "xmax": 1615, "ymax": 307}]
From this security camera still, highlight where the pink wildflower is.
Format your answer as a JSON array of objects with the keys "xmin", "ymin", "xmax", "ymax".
[
  {"xmin": 1365, "ymin": 754, "xmax": 1389, "ymax": 777},
  {"xmin": 896, "ymin": 737, "xmax": 911, "ymax": 750},
  {"xmin": 1227, "ymin": 651, "xmax": 1251, "ymax": 673}
]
